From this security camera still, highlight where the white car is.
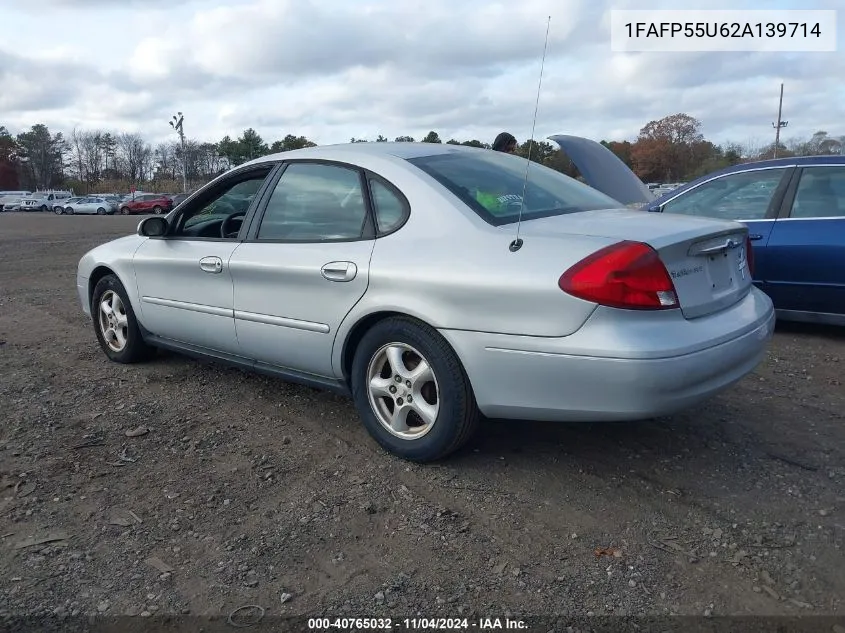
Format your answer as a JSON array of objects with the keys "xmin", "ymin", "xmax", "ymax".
[
  {"xmin": 0, "ymin": 191, "xmax": 31, "ymax": 212},
  {"xmin": 20, "ymin": 190, "xmax": 73, "ymax": 212}
]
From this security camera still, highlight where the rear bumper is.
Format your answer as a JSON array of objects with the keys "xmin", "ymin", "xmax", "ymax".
[{"xmin": 440, "ymin": 287, "xmax": 775, "ymax": 422}]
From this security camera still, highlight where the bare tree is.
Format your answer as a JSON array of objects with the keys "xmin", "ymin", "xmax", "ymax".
[
  {"xmin": 116, "ymin": 132, "xmax": 148, "ymax": 183},
  {"xmin": 69, "ymin": 126, "xmax": 86, "ymax": 184}
]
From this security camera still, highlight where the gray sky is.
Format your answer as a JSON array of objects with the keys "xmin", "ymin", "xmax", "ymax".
[{"xmin": 2, "ymin": 0, "xmax": 843, "ymax": 148}]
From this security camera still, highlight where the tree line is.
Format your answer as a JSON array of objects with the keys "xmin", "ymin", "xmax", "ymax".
[{"xmin": 1, "ymin": 114, "xmax": 841, "ymax": 194}]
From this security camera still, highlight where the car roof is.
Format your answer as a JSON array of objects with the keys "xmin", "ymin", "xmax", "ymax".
[
  {"xmin": 244, "ymin": 141, "xmax": 484, "ymax": 167},
  {"xmin": 653, "ymin": 154, "xmax": 845, "ymax": 204}
]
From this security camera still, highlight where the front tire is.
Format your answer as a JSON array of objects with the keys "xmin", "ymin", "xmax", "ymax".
[
  {"xmin": 97, "ymin": 207, "xmax": 106, "ymax": 215},
  {"xmin": 153, "ymin": 205, "xmax": 163, "ymax": 215},
  {"xmin": 40, "ymin": 205, "xmax": 48, "ymax": 212},
  {"xmin": 54, "ymin": 207, "xmax": 64, "ymax": 215},
  {"xmin": 120, "ymin": 207, "xmax": 129, "ymax": 215},
  {"xmin": 350, "ymin": 317, "xmax": 479, "ymax": 462},
  {"xmin": 91, "ymin": 274, "xmax": 155, "ymax": 364}
]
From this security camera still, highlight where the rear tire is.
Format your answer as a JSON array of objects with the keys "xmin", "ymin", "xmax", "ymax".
[
  {"xmin": 97, "ymin": 207, "xmax": 106, "ymax": 215},
  {"xmin": 120, "ymin": 207, "xmax": 129, "ymax": 215},
  {"xmin": 54, "ymin": 207, "xmax": 64, "ymax": 215},
  {"xmin": 91, "ymin": 274, "xmax": 156, "ymax": 364},
  {"xmin": 40, "ymin": 205, "xmax": 48, "ymax": 212},
  {"xmin": 350, "ymin": 316, "xmax": 480, "ymax": 462},
  {"xmin": 153, "ymin": 205, "xmax": 163, "ymax": 215}
]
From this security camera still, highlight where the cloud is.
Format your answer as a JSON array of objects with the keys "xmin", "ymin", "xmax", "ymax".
[
  {"xmin": 126, "ymin": 0, "xmax": 588, "ymax": 89},
  {"xmin": 0, "ymin": 50, "xmax": 93, "ymax": 112},
  {"xmin": 1, "ymin": 0, "xmax": 843, "ymax": 148},
  {"xmin": 15, "ymin": 0, "xmax": 191, "ymax": 7}
]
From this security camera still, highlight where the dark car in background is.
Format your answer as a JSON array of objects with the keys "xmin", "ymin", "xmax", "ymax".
[
  {"xmin": 168, "ymin": 193, "xmax": 190, "ymax": 208},
  {"xmin": 118, "ymin": 194, "xmax": 174, "ymax": 215},
  {"xmin": 647, "ymin": 155, "xmax": 845, "ymax": 326}
]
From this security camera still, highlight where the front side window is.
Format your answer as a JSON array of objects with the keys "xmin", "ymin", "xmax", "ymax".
[
  {"xmin": 406, "ymin": 150, "xmax": 620, "ymax": 225},
  {"xmin": 791, "ymin": 166, "xmax": 845, "ymax": 218},
  {"xmin": 257, "ymin": 162, "xmax": 368, "ymax": 241},
  {"xmin": 662, "ymin": 168, "xmax": 788, "ymax": 220},
  {"xmin": 172, "ymin": 169, "xmax": 272, "ymax": 237}
]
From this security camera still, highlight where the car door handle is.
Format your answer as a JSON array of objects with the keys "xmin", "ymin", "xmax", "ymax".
[
  {"xmin": 749, "ymin": 234, "xmax": 764, "ymax": 241},
  {"xmin": 321, "ymin": 261, "xmax": 357, "ymax": 282},
  {"xmin": 199, "ymin": 256, "xmax": 223, "ymax": 274}
]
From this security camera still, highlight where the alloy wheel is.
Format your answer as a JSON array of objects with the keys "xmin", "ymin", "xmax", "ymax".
[
  {"xmin": 98, "ymin": 290, "xmax": 129, "ymax": 352},
  {"xmin": 366, "ymin": 342, "xmax": 440, "ymax": 440}
]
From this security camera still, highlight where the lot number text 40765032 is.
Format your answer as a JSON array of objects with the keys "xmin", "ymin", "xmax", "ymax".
[{"xmin": 306, "ymin": 617, "xmax": 528, "ymax": 630}]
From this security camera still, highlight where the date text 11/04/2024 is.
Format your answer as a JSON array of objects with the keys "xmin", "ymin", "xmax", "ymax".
[
  {"xmin": 307, "ymin": 617, "xmax": 527, "ymax": 630},
  {"xmin": 623, "ymin": 21, "xmax": 822, "ymax": 38}
]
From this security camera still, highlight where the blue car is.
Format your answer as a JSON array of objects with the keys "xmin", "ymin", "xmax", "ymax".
[{"xmin": 645, "ymin": 156, "xmax": 845, "ymax": 326}]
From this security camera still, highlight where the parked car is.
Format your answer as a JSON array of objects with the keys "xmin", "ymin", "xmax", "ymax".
[
  {"xmin": 118, "ymin": 194, "xmax": 173, "ymax": 215},
  {"xmin": 0, "ymin": 191, "xmax": 31, "ymax": 212},
  {"xmin": 97, "ymin": 194, "xmax": 121, "ymax": 213},
  {"xmin": 76, "ymin": 137, "xmax": 774, "ymax": 462},
  {"xmin": 648, "ymin": 156, "xmax": 845, "ymax": 326},
  {"xmin": 168, "ymin": 193, "xmax": 190, "ymax": 207},
  {"xmin": 61, "ymin": 196, "xmax": 115, "ymax": 215},
  {"xmin": 19, "ymin": 190, "xmax": 73, "ymax": 212},
  {"xmin": 54, "ymin": 196, "xmax": 86, "ymax": 212}
]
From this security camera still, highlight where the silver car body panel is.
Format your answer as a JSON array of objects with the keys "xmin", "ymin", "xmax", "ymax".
[
  {"xmin": 547, "ymin": 134, "xmax": 655, "ymax": 207},
  {"xmin": 132, "ymin": 239, "xmax": 244, "ymax": 355},
  {"xmin": 77, "ymin": 139, "xmax": 774, "ymax": 421},
  {"xmin": 442, "ymin": 288, "xmax": 773, "ymax": 420},
  {"xmin": 67, "ymin": 197, "xmax": 111, "ymax": 214}
]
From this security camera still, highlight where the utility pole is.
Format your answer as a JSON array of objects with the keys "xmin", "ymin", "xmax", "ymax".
[
  {"xmin": 771, "ymin": 84, "xmax": 788, "ymax": 158},
  {"xmin": 169, "ymin": 112, "xmax": 187, "ymax": 193}
]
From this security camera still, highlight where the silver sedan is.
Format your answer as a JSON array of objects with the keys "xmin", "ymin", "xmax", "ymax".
[
  {"xmin": 62, "ymin": 197, "xmax": 114, "ymax": 215},
  {"xmin": 75, "ymin": 136, "xmax": 775, "ymax": 462},
  {"xmin": 54, "ymin": 197, "xmax": 85, "ymax": 213}
]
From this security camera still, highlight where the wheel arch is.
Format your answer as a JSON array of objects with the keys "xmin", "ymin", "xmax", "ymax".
[
  {"xmin": 337, "ymin": 310, "xmax": 475, "ymax": 392},
  {"xmin": 339, "ymin": 310, "xmax": 407, "ymax": 385},
  {"xmin": 87, "ymin": 265, "xmax": 140, "ymax": 317}
]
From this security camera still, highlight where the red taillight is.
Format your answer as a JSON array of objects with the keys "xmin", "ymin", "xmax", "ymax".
[
  {"xmin": 558, "ymin": 240, "xmax": 678, "ymax": 310},
  {"xmin": 745, "ymin": 235, "xmax": 754, "ymax": 276}
]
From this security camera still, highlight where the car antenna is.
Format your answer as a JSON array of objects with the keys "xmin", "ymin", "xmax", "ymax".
[{"xmin": 510, "ymin": 14, "xmax": 551, "ymax": 253}]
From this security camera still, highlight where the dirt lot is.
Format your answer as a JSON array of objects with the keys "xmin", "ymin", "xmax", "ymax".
[{"xmin": 0, "ymin": 212, "xmax": 843, "ymax": 622}]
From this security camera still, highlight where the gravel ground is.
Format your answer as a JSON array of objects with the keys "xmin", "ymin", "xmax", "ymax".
[{"xmin": 0, "ymin": 213, "xmax": 843, "ymax": 622}]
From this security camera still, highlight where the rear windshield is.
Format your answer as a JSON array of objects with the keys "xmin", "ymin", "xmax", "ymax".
[{"xmin": 406, "ymin": 150, "xmax": 621, "ymax": 225}]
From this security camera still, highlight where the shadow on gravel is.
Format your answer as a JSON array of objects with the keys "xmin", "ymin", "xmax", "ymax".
[
  {"xmin": 774, "ymin": 320, "xmax": 844, "ymax": 340},
  {"xmin": 451, "ymin": 398, "xmax": 836, "ymax": 477},
  {"xmin": 144, "ymin": 332, "xmax": 840, "ymax": 479}
]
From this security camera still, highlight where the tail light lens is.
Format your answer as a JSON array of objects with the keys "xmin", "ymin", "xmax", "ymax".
[
  {"xmin": 745, "ymin": 235, "xmax": 754, "ymax": 276},
  {"xmin": 559, "ymin": 240, "xmax": 678, "ymax": 310}
]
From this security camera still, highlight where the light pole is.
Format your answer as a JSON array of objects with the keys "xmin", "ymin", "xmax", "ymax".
[
  {"xmin": 771, "ymin": 84, "xmax": 788, "ymax": 158},
  {"xmin": 169, "ymin": 112, "xmax": 187, "ymax": 193}
]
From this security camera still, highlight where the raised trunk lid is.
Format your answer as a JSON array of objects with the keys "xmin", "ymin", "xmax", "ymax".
[
  {"xmin": 514, "ymin": 209, "xmax": 753, "ymax": 319},
  {"xmin": 547, "ymin": 134, "xmax": 655, "ymax": 207}
]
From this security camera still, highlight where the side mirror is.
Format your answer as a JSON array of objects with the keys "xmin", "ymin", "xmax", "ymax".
[{"xmin": 138, "ymin": 216, "xmax": 168, "ymax": 237}]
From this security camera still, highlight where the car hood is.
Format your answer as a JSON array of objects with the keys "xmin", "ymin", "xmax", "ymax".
[{"xmin": 547, "ymin": 134, "xmax": 655, "ymax": 207}]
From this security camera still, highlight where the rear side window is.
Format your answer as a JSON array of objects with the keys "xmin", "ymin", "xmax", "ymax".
[
  {"xmin": 257, "ymin": 162, "xmax": 368, "ymax": 241},
  {"xmin": 369, "ymin": 178, "xmax": 407, "ymax": 233},
  {"xmin": 791, "ymin": 166, "xmax": 845, "ymax": 218},
  {"xmin": 406, "ymin": 150, "xmax": 620, "ymax": 226}
]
